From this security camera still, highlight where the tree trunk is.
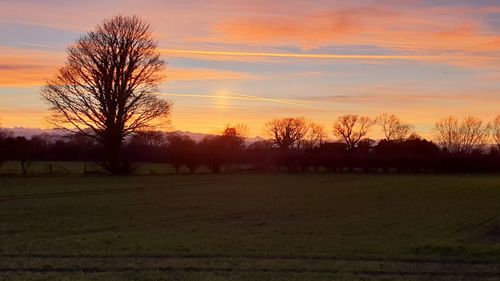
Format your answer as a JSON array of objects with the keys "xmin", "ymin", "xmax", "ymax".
[{"xmin": 103, "ymin": 133, "xmax": 128, "ymax": 174}]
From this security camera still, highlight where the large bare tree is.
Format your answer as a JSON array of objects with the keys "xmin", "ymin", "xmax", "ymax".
[
  {"xmin": 265, "ymin": 117, "xmax": 309, "ymax": 150},
  {"xmin": 434, "ymin": 116, "xmax": 490, "ymax": 154},
  {"xmin": 376, "ymin": 113, "xmax": 414, "ymax": 141},
  {"xmin": 41, "ymin": 15, "xmax": 171, "ymax": 173},
  {"xmin": 332, "ymin": 114, "xmax": 375, "ymax": 151}
]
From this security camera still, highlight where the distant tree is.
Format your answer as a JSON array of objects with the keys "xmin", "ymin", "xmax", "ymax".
[
  {"xmin": 434, "ymin": 116, "xmax": 490, "ymax": 154},
  {"xmin": 247, "ymin": 140, "xmax": 274, "ymax": 151},
  {"xmin": 223, "ymin": 123, "xmax": 249, "ymax": 139},
  {"xmin": 376, "ymin": 113, "xmax": 414, "ymax": 141},
  {"xmin": 0, "ymin": 120, "xmax": 4, "ymax": 165},
  {"xmin": 199, "ymin": 136, "xmax": 224, "ymax": 173},
  {"xmin": 128, "ymin": 130, "xmax": 167, "ymax": 163},
  {"xmin": 332, "ymin": 114, "xmax": 375, "ymax": 151},
  {"xmin": 41, "ymin": 15, "xmax": 171, "ymax": 174},
  {"xmin": 166, "ymin": 134, "xmax": 198, "ymax": 173},
  {"xmin": 129, "ymin": 131, "xmax": 167, "ymax": 148},
  {"xmin": 0, "ymin": 119, "xmax": 12, "ymax": 144},
  {"xmin": 220, "ymin": 123, "xmax": 247, "ymax": 166},
  {"xmin": 221, "ymin": 123, "xmax": 248, "ymax": 149},
  {"xmin": 375, "ymin": 136, "xmax": 439, "ymax": 156},
  {"xmin": 492, "ymin": 115, "xmax": 500, "ymax": 150},
  {"xmin": 357, "ymin": 138, "xmax": 376, "ymax": 153},
  {"xmin": 303, "ymin": 122, "xmax": 327, "ymax": 149},
  {"xmin": 434, "ymin": 116, "xmax": 460, "ymax": 153},
  {"xmin": 0, "ymin": 119, "xmax": 5, "ymax": 140},
  {"xmin": 404, "ymin": 136, "xmax": 440, "ymax": 156},
  {"xmin": 265, "ymin": 117, "xmax": 309, "ymax": 150}
]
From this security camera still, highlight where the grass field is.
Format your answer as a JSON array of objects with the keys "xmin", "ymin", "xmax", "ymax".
[
  {"xmin": 1, "ymin": 173, "xmax": 500, "ymax": 280},
  {"xmin": 0, "ymin": 161, "xmax": 185, "ymax": 175}
]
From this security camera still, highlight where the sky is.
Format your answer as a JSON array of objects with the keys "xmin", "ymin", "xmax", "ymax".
[{"xmin": 1, "ymin": 0, "xmax": 500, "ymax": 138}]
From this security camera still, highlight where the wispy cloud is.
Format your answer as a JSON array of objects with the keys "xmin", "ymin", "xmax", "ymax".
[
  {"xmin": 166, "ymin": 68, "xmax": 255, "ymax": 81},
  {"xmin": 207, "ymin": 5, "xmax": 500, "ymax": 67},
  {"xmin": 162, "ymin": 48, "xmax": 497, "ymax": 62},
  {"xmin": 0, "ymin": 46, "xmax": 255, "ymax": 87},
  {"xmin": 160, "ymin": 91, "xmax": 321, "ymax": 109}
]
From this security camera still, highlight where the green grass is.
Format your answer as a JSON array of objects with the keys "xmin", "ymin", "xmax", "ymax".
[{"xmin": 1, "ymin": 174, "xmax": 500, "ymax": 280}]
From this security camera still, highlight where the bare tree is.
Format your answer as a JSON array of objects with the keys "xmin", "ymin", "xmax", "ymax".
[
  {"xmin": 434, "ymin": 116, "xmax": 460, "ymax": 153},
  {"xmin": 303, "ymin": 122, "xmax": 327, "ymax": 149},
  {"xmin": 461, "ymin": 117, "xmax": 491, "ymax": 153},
  {"xmin": 376, "ymin": 113, "xmax": 414, "ymax": 141},
  {"xmin": 332, "ymin": 114, "xmax": 375, "ymax": 151},
  {"xmin": 265, "ymin": 117, "xmax": 309, "ymax": 150},
  {"xmin": 434, "ymin": 116, "xmax": 490, "ymax": 154},
  {"xmin": 492, "ymin": 115, "xmax": 500, "ymax": 151},
  {"xmin": 41, "ymin": 15, "xmax": 171, "ymax": 174}
]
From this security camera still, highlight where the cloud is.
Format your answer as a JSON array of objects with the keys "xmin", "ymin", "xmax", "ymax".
[
  {"xmin": 160, "ymin": 91, "xmax": 320, "ymax": 109},
  {"xmin": 0, "ymin": 45, "xmax": 255, "ymax": 87},
  {"xmin": 213, "ymin": 8, "xmax": 394, "ymax": 49},
  {"xmin": 162, "ymin": 48, "xmax": 496, "ymax": 62},
  {"xmin": 0, "ymin": 48, "xmax": 61, "ymax": 87},
  {"xmin": 0, "ymin": 108, "xmax": 48, "ymax": 128},
  {"xmin": 208, "ymin": 5, "xmax": 500, "ymax": 59},
  {"xmin": 480, "ymin": 72, "xmax": 500, "ymax": 81},
  {"xmin": 166, "ymin": 68, "xmax": 254, "ymax": 81}
]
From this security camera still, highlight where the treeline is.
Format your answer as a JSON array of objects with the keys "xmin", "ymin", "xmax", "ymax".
[{"xmin": 1, "ymin": 114, "xmax": 500, "ymax": 174}]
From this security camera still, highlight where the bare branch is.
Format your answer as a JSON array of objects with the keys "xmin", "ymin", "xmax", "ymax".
[
  {"xmin": 434, "ymin": 116, "xmax": 490, "ymax": 154},
  {"xmin": 376, "ymin": 113, "xmax": 414, "ymax": 141},
  {"xmin": 265, "ymin": 117, "xmax": 309, "ymax": 150},
  {"xmin": 332, "ymin": 114, "xmax": 375, "ymax": 151}
]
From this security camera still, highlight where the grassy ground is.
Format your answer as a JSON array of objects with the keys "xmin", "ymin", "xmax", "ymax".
[{"xmin": 1, "ymin": 173, "xmax": 500, "ymax": 280}]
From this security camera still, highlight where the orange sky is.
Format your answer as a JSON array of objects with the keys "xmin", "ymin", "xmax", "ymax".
[{"xmin": 1, "ymin": 0, "xmax": 500, "ymax": 139}]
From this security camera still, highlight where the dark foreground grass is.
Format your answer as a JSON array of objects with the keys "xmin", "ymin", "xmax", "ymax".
[{"xmin": 1, "ymin": 174, "xmax": 500, "ymax": 280}]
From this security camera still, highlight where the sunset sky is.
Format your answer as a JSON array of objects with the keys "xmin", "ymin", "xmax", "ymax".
[{"xmin": 1, "ymin": 0, "xmax": 500, "ymax": 138}]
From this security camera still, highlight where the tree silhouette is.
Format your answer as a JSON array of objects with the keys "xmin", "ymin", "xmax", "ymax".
[
  {"xmin": 128, "ymin": 130, "xmax": 168, "ymax": 163},
  {"xmin": 166, "ymin": 134, "xmax": 197, "ymax": 173},
  {"xmin": 434, "ymin": 116, "xmax": 490, "ymax": 154},
  {"xmin": 0, "ymin": 120, "xmax": 5, "ymax": 165},
  {"xmin": 332, "ymin": 114, "xmax": 375, "ymax": 151},
  {"xmin": 492, "ymin": 115, "xmax": 500, "ymax": 151},
  {"xmin": 221, "ymin": 124, "xmax": 248, "ymax": 168},
  {"xmin": 221, "ymin": 123, "xmax": 248, "ymax": 150},
  {"xmin": 376, "ymin": 113, "xmax": 414, "ymax": 141},
  {"xmin": 41, "ymin": 15, "xmax": 171, "ymax": 174},
  {"xmin": 265, "ymin": 117, "xmax": 309, "ymax": 150},
  {"xmin": 0, "ymin": 119, "xmax": 10, "ymax": 141},
  {"xmin": 303, "ymin": 122, "xmax": 327, "ymax": 149}
]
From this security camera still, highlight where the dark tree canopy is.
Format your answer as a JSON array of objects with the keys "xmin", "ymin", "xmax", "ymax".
[
  {"xmin": 332, "ymin": 114, "xmax": 375, "ymax": 151},
  {"xmin": 41, "ymin": 15, "xmax": 171, "ymax": 173},
  {"xmin": 265, "ymin": 117, "xmax": 309, "ymax": 150}
]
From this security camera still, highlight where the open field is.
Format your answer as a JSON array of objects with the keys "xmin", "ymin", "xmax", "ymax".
[
  {"xmin": 0, "ymin": 161, "xmax": 185, "ymax": 176},
  {"xmin": 1, "ymin": 174, "xmax": 500, "ymax": 280}
]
